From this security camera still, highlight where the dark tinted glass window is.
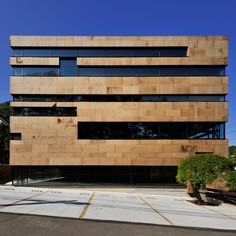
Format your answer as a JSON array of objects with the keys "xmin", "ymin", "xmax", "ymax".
[
  {"xmin": 105, "ymin": 48, "xmax": 160, "ymax": 57},
  {"xmin": 159, "ymin": 48, "xmax": 186, "ymax": 57},
  {"xmin": 13, "ymin": 47, "xmax": 187, "ymax": 58},
  {"xmin": 131, "ymin": 123, "xmax": 160, "ymax": 139},
  {"xmin": 78, "ymin": 122, "xmax": 225, "ymax": 140},
  {"xmin": 188, "ymin": 123, "xmax": 211, "ymax": 139},
  {"xmin": 13, "ymin": 95, "xmax": 226, "ymax": 102},
  {"xmin": 10, "ymin": 133, "xmax": 22, "ymax": 140},
  {"xmin": 51, "ymin": 49, "xmax": 78, "ymax": 57},
  {"xmin": 78, "ymin": 49, "xmax": 106, "ymax": 57},
  {"xmin": 24, "ymin": 49, "xmax": 50, "ymax": 57},
  {"xmin": 13, "ymin": 107, "xmax": 77, "ymax": 116},
  {"xmin": 13, "ymin": 67, "xmax": 58, "ymax": 76},
  {"xmin": 13, "ymin": 49, "xmax": 23, "ymax": 56},
  {"xmin": 188, "ymin": 95, "xmax": 225, "ymax": 102},
  {"xmin": 13, "ymin": 68, "xmax": 23, "ymax": 76},
  {"xmin": 78, "ymin": 66, "xmax": 225, "ymax": 77},
  {"xmin": 159, "ymin": 96, "xmax": 188, "ymax": 102},
  {"xmin": 160, "ymin": 67, "xmax": 187, "ymax": 76},
  {"xmin": 60, "ymin": 59, "xmax": 77, "ymax": 76},
  {"xmin": 160, "ymin": 123, "xmax": 187, "ymax": 139}
]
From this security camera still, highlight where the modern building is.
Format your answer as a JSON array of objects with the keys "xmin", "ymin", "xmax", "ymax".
[{"xmin": 10, "ymin": 36, "xmax": 228, "ymax": 185}]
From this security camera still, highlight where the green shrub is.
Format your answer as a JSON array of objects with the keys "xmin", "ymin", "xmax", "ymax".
[
  {"xmin": 177, "ymin": 154, "xmax": 232, "ymax": 190},
  {"xmin": 227, "ymin": 170, "xmax": 236, "ymax": 192}
]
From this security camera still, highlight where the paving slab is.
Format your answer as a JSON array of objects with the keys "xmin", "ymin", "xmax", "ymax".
[
  {"xmin": 0, "ymin": 186, "xmax": 236, "ymax": 231},
  {"xmin": 0, "ymin": 187, "xmax": 93, "ymax": 218},
  {"xmin": 84, "ymin": 191, "xmax": 170, "ymax": 225},
  {"xmin": 0, "ymin": 186, "xmax": 47, "ymax": 207},
  {"xmin": 140, "ymin": 194, "xmax": 236, "ymax": 230}
]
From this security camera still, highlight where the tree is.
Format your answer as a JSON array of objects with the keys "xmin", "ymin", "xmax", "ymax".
[
  {"xmin": 0, "ymin": 102, "xmax": 11, "ymax": 164},
  {"xmin": 176, "ymin": 154, "xmax": 233, "ymax": 190},
  {"xmin": 229, "ymin": 146, "xmax": 236, "ymax": 167}
]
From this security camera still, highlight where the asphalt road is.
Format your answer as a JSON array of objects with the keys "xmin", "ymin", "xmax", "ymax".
[{"xmin": 0, "ymin": 212, "xmax": 236, "ymax": 236}]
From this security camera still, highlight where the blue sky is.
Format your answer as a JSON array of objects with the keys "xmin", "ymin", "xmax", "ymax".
[{"xmin": 0, "ymin": 0, "xmax": 235, "ymax": 144}]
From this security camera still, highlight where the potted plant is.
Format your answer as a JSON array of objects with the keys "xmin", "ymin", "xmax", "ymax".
[{"xmin": 176, "ymin": 153, "xmax": 233, "ymax": 205}]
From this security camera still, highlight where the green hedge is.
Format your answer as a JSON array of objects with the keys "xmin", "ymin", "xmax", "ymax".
[{"xmin": 177, "ymin": 154, "xmax": 233, "ymax": 190}]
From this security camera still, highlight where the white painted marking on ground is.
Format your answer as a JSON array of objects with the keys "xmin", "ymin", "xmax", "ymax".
[
  {"xmin": 140, "ymin": 194, "xmax": 236, "ymax": 230},
  {"xmin": 0, "ymin": 186, "xmax": 236, "ymax": 230},
  {"xmin": 0, "ymin": 187, "xmax": 93, "ymax": 218},
  {"xmin": 84, "ymin": 192, "xmax": 171, "ymax": 225}
]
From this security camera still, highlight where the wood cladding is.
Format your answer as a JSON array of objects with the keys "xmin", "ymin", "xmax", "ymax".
[
  {"xmin": 10, "ymin": 76, "xmax": 228, "ymax": 95},
  {"xmin": 10, "ymin": 102, "xmax": 228, "ymax": 122},
  {"xmin": 10, "ymin": 117, "xmax": 228, "ymax": 166},
  {"xmin": 10, "ymin": 36, "xmax": 229, "ymax": 166},
  {"xmin": 10, "ymin": 57, "xmax": 59, "ymax": 66},
  {"xmin": 10, "ymin": 36, "xmax": 228, "ymax": 66}
]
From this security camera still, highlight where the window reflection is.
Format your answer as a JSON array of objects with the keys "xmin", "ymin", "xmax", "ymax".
[
  {"xmin": 78, "ymin": 66, "xmax": 225, "ymax": 77},
  {"xmin": 60, "ymin": 59, "xmax": 77, "ymax": 76},
  {"xmin": 13, "ymin": 95, "xmax": 226, "ymax": 102},
  {"xmin": 12, "ymin": 66, "xmax": 225, "ymax": 77},
  {"xmin": 12, "ymin": 47, "xmax": 187, "ymax": 58},
  {"xmin": 24, "ymin": 49, "xmax": 50, "ymax": 57},
  {"xmin": 13, "ymin": 67, "xmax": 58, "ymax": 76},
  {"xmin": 13, "ymin": 107, "xmax": 77, "ymax": 116},
  {"xmin": 78, "ymin": 122, "xmax": 225, "ymax": 140}
]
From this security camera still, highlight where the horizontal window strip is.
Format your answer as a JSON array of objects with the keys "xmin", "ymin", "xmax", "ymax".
[
  {"xmin": 12, "ymin": 47, "xmax": 187, "ymax": 57},
  {"xmin": 77, "ymin": 66, "xmax": 225, "ymax": 77},
  {"xmin": 13, "ymin": 67, "xmax": 59, "ymax": 76},
  {"xmin": 78, "ymin": 122, "xmax": 225, "ymax": 140},
  {"xmin": 12, "ymin": 107, "xmax": 77, "ymax": 116},
  {"xmin": 12, "ymin": 95, "xmax": 226, "ymax": 102},
  {"xmin": 12, "ymin": 66, "xmax": 225, "ymax": 77}
]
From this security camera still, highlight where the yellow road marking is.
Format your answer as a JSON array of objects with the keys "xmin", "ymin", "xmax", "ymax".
[
  {"xmin": 137, "ymin": 195, "xmax": 174, "ymax": 225},
  {"xmin": 79, "ymin": 192, "xmax": 95, "ymax": 219},
  {"xmin": 200, "ymin": 205, "xmax": 236, "ymax": 220}
]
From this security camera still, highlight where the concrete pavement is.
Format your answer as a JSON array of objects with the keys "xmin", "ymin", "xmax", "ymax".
[{"xmin": 0, "ymin": 186, "xmax": 236, "ymax": 231}]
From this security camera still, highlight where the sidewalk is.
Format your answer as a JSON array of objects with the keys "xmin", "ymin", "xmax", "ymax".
[{"xmin": 0, "ymin": 186, "xmax": 235, "ymax": 231}]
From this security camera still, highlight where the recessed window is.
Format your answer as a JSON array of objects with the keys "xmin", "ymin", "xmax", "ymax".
[
  {"xmin": 12, "ymin": 95, "xmax": 226, "ymax": 102},
  {"xmin": 78, "ymin": 66, "xmax": 225, "ymax": 77},
  {"xmin": 13, "ymin": 67, "xmax": 58, "ymax": 76},
  {"xmin": 60, "ymin": 58, "xmax": 77, "ymax": 76},
  {"xmin": 78, "ymin": 122, "xmax": 225, "ymax": 140},
  {"xmin": 51, "ymin": 49, "xmax": 77, "ymax": 57},
  {"xmin": 12, "ymin": 107, "xmax": 77, "ymax": 116},
  {"xmin": 13, "ymin": 49, "xmax": 23, "ymax": 56},
  {"xmin": 24, "ymin": 49, "xmax": 50, "ymax": 57},
  {"xmin": 10, "ymin": 133, "xmax": 22, "ymax": 140},
  {"xmin": 12, "ymin": 47, "xmax": 187, "ymax": 58}
]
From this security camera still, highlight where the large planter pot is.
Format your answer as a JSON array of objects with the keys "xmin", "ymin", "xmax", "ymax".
[
  {"xmin": 186, "ymin": 182, "xmax": 194, "ymax": 196},
  {"xmin": 199, "ymin": 191, "xmax": 223, "ymax": 206},
  {"xmin": 206, "ymin": 178, "xmax": 229, "ymax": 191}
]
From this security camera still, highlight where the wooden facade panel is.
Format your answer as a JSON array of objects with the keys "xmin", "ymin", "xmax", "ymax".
[
  {"xmin": 77, "ymin": 57, "xmax": 226, "ymax": 66},
  {"xmin": 10, "ymin": 36, "xmax": 228, "ymax": 65},
  {"xmin": 10, "ymin": 57, "xmax": 59, "ymax": 66},
  {"xmin": 10, "ymin": 36, "xmax": 229, "ymax": 168},
  {"xmin": 10, "ymin": 117, "xmax": 228, "ymax": 166},
  {"xmin": 10, "ymin": 102, "xmax": 228, "ymax": 122},
  {"xmin": 10, "ymin": 76, "xmax": 228, "ymax": 95}
]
